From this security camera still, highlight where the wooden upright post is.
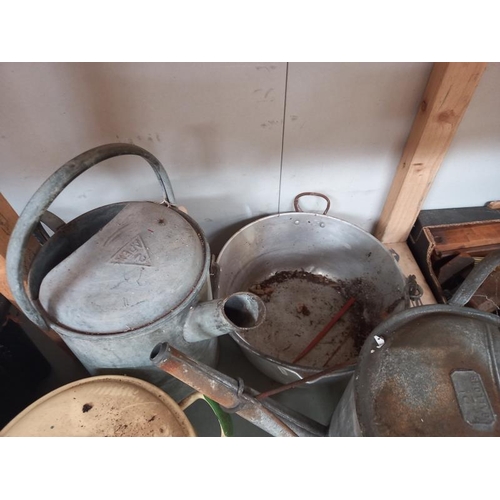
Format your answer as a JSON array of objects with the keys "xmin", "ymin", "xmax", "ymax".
[
  {"xmin": 0, "ymin": 193, "xmax": 38, "ymax": 303},
  {"xmin": 0, "ymin": 193, "xmax": 70, "ymax": 348},
  {"xmin": 375, "ymin": 62, "xmax": 487, "ymax": 243}
]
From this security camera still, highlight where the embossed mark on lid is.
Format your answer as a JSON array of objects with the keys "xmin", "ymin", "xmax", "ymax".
[
  {"xmin": 451, "ymin": 370, "xmax": 496, "ymax": 429},
  {"xmin": 109, "ymin": 235, "xmax": 152, "ymax": 266},
  {"xmin": 355, "ymin": 312, "xmax": 500, "ymax": 436},
  {"xmin": 39, "ymin": 202, "xmax": 208, "ymax": 334}
]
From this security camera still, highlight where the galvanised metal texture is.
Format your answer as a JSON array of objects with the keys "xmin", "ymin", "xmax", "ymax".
[
  {"xmin": 151, "ymin": 342, "xmax": 328, "ymax": 437},
  {"xmin": 39, "ymin": 201, "xmax": 207, "ymax": 334},
  {"xmin": 183, "ymin": 292, "xmax": 266, "ymax": 342},
  {"xmin": 7, "ymin": 143, "xmax": 176, "ymax": 332},
  {"xmin": 329, "ymin": 305, "xmax": 500, "ymax": 436},
  {"xmin": 361, "ymin": 310, "xmax": 500, "ymax": 436},
  {"xmin": 449, "ymin": 249, "xmax": 500, "ymax": 306},
  {"xmin": 327, "ymin": 378, "xmax": 361, "ymax": 437},
  {"xmin": 6, "ymin": 144, "xmax": 264, "ymax": 399},
  {"xmin": 216, "ymin": 208, "xmax": 407, "ymax": 384},
  {"xmin": 329, "ymin": 250, "xmax": 500, "ymax": 437}
]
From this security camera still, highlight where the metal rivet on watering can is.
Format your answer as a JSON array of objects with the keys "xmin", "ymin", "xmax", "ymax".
[
  {"xmin": 294, "ymin": 220, "xmax": 300, "ymax": 225},
  {"xmin": 320, "ymin": 222, "xmax": 325, "ymax": 228}
]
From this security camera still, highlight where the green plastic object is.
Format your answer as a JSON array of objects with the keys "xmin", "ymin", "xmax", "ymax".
[{"xmin": 203, "ymin": 396, "xmax": 234, "ymax": 437}]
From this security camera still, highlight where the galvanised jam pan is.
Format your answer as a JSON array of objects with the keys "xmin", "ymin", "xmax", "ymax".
[
  {"xmin": 214, "ymin": 192, "xmax": 408, "ymax": 384},
  {"xmin": 151, "ymin": 251, "xmax": 500, "ymax": 437}
]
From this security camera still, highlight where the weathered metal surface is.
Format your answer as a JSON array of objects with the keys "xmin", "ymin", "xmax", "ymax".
[
  {"xmin": 449, "ymin": 250, "xmax": 500, "ymax": 306},
  {"xmin": 330, "ymin": 304, "xmax": 500, "ymax": 436},
  {"xmin": 183, "ymin": 292, "xmax": 265, "ymax": 342},
  {"xmin": 28, "ymin": 203, "xmax": 128, "ymax": 302},
  {"xmin": 256, "ymin": 360, "xmax": 356, "ymax": 400},
  {"xmin": 357, "ymin": 310, "xmax": 500, "ymax": 436},
  {"xmin": 39, "ymin": 202, "xmax": 207, "ymax": 334},
  {"xmin": 293, "ymin": 192, "xmax": 331, "ymax": 215},
  {"xmin": 7, "ymin": 143, "xmax": 176, "ymax": 331},
  {"xmin": 151, "ymin": 342, "xmax": 328, "ymax": 437},
  {"xmin": 6, "ymin": 144, "xmax": 265, "ymax": 400},
  {"xmin": 328, "ymin": 378, "xmax": 362, "ymax": 437},
  {"xmin": 40, "ymin": 211, "xmax": 65, "ymax": 233},
  {"xmin": 243, "ymin": 272, "xmax": 368, "ymax": 370},
  {"xmin": 216, "ymin": 209, "xmax": 407, "ymax": 384},
  {"xmin": 451, "ymin": 370, "xmax": 495, "ymax": 430}
]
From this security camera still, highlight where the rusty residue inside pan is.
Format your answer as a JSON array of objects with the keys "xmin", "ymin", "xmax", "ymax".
[{"xmin": 240, "ymin": 270, "xmax": 381, "ymax": 369}]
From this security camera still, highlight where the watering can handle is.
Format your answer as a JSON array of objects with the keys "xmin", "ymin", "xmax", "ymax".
[
  {"xmin": 449, "ymin": 250, "xmax": 500, "ymax": 307},
  {"xmin": 294, "ymin": 192, "xmax": 331, "ymax": 215},
  {"xmin": 6, "ymin": 143, "xmax": 175, "ymax": 331}
]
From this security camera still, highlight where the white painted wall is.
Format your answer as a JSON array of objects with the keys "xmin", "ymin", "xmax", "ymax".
[
  {"xmin": 279, "ymin": 62, "xmax": 432, "ymax": 230},
  {"xmin": 424, "ymin": 62, "xmax": 500, "ymax": 209},
  {"xmin": 1, "ymin": 62, "xmax": 499, "ymax": 254},
  {"xmin": 0, "ymin": 63, "xmax": 285, "ymax": 252}
]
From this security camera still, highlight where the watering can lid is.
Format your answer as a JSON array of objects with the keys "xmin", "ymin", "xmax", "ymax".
[
  {"xmin": 0, "ymin": 375, "xmax": 196, "ymax": 437},
  {"xmin": 355, "ymin": 309, "xmax": 500, "ymax": 436},
  {"xmin": 38, "ymin": 202, "xmax": 209, "ymax": 335}
]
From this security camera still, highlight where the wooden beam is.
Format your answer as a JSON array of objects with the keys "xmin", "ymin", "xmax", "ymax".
[
  {"xmin": 375, "ymin": 62, "xmax": 487, "ymax": 243},
  {"xmin": 0, "ymin": 257, "xmax": 13, "ymax": 303},
  {"xmin": 0, "ymin": 193, "xmax": 40, "ymax": 302},
  {"xmin": 486, "ymin": 200, "xmax": 500, "ymax": 210},
  {"xmin": 0, "ymin": 193, "xmax": 72, "ymax": 349}
]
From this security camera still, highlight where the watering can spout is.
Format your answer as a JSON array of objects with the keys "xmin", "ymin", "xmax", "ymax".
[{"xmin": 182, "ymin": 292, "xmax": 266, "ymax": 343}]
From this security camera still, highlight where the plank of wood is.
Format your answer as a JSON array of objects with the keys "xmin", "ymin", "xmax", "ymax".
[
  {"xmin": 375, "ymin": 62, "xmax": 487, "ymax": 243},
  {"xmin": 468, "ymin": 269, "xmax": 500, "ymax": 313},
  {"xmin": 0, "ymin": 193, "xmax": 71, "ymax": 348},
  {"xmin": 0, "ymin": 193, "xmax": 16, "ymax": 301},
  {"xmin": 0, "ymin": 256, "xmax": 14, "ymax": 303},
  {"xmin": 0, "ymin": 193, "xmax": 40, "ymax": 299},
  {"xmin": 0, "ymin": 193, "xmax": 21, "ymax": 256},
  {"xmin": 384, "ymin": 242, "xmax": 436, "ymax": 305},
  {"xmin": 437, "ymin": 253, "xmax": 475, "ymax": 285},
  {"xmin": 430, "ymin": 221, "xmax": 500, "ymax": 256},
  {"xmin": 486, "ymin": 200, "xmax": 500, "ymax": 210}
]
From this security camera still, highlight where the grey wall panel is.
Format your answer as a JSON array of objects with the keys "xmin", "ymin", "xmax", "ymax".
[
  {"xmin": 424, "ymin": 62, "xmax": 500, "ymax": 210},
  {"xmin": 2, "ymin": 61, "xmax": 497, "ymax": 255},
  {"xmin": 279, "ymin": 62, "xmax": 432, "ymax": 231},
  {"xmin": 0, "ymin": 62, "xmax": 286, "ymax": 252}
]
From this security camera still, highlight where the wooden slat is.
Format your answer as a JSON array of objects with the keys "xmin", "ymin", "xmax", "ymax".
[
  {"xmin": 0, "ymin": 193, "xmax": 22, "ymax": 256},
  {"xmin": 0, "ymin": 193, "xmax": 70, "ymax": 348},
  {"xmin": 468, "ymin": 269, "xmax": 500, "ymax": 313},
  {"xmin": 0, "ymin": 256, "xmax": 14, "ymax": 303},
  {"xmin": 384, "ymin": 242, "xmax": 436, "ymax": 305},
  {"xmin": 486, "ymin": 200, "xmax": 500, "ymax": 210},
  {"xmin": 437, "ymin": 253, "xmax": 475, "ymax": 285},
  {"xmin": 0, "ymin": 193, "xmax": 40, "ymax": 301},
  {"xmin": 375, "ymin": 62, "xmax": 487, "ymax": 243},
  {"xmin": 430, "ymin": 221, "xmax": 500, "ymax": 256},
  {"xmin": 0, "ymin": 193, "xmax": 15, "ymax": 301}
]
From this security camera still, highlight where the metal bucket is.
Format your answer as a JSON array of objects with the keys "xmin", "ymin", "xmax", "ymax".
[{"xmin": 215, "ymin": 192, "xmax": 408, "ymax": 384}]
